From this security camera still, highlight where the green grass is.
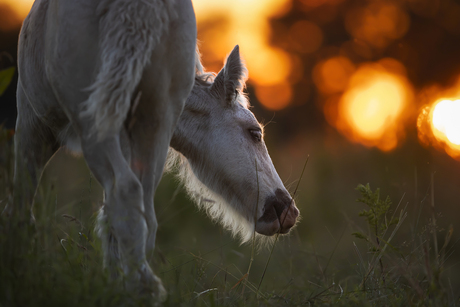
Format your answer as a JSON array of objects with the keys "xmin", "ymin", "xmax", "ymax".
[{"xmin": 0, "ymin": 127, "xmax": 459, "ymax": 306}]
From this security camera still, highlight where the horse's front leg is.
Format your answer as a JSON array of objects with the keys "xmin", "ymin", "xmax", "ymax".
[
  {"xmin": 80, "ymin": 134, "xmax": 165, "ymax": 299},
  {"xmin": 128, "ymin": 95, "xmax": 185, "ymax": 257},
  {"xmin": 130, "ymin": 49, "xmax": 195, "ymax": 258},
  {"xmin": 126, "ymin": 1, "xmax": 195, "ymax": 288},
  {"xmin": 116, "ymin": 94, "xmax": 184, "ymax": 304}
]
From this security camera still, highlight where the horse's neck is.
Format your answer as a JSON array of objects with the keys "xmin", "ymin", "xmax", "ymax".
[{"xmin": 170, "ymin": 87, "xmax": 206, "ymax": 156}]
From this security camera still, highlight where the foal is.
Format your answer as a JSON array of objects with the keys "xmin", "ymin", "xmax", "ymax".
[{"xmin": 7, "ymin": 0, "xmax": 299, "ymax": 299}]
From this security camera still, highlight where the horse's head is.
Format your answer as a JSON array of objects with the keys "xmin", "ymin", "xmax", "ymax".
[{"xmin": 169, "ymin": 45, "xmax": 299, "ymax": 242}]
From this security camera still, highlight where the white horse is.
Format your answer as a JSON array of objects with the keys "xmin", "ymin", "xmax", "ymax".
[{"xmin": 5, "ymin": 0, "xmax": 299, "ymax": 300}]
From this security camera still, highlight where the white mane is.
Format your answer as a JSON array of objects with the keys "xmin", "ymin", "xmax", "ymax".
[
  {"xmin": 80, "ymin": 0, "xmax": 174, "ymax": 139},
  {"xmin": 165, "ymin": 149, "xmax": 254, "ymax": 242}
]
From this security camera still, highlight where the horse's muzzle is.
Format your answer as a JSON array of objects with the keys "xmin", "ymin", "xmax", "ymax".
[{"xmin": 255, "ymin": 189, "xmax": 299, "ymax": 236}]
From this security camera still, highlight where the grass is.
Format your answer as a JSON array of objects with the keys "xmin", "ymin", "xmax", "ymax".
[{"xmin": 0, "ymin": 126, "xmax": 459, "ymax": 306}]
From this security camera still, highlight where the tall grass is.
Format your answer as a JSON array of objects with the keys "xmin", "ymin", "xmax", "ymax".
[{"xmin": 0, "ymin": 127, "xmax": 458, "ymax": 306}]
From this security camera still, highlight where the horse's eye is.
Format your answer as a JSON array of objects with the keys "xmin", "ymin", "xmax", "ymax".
[{"xmin": 249, "ymin": 129, "xmax": 262, "ymax": 142}]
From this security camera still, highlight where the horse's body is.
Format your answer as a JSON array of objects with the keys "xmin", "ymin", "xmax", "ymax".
[{"xmin": 7, "ymin": 0, "xmax": 299, "ymax": 299}]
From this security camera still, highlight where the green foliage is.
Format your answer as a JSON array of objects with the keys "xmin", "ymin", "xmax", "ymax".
[
  {"xmin": 0, "ymin": 67, "xmax": 15, "ymax": 96},
  {"xmin": 351, "ymin": 183, "xmax": 455, "ymax": 306},
  {"xmin": 354, "ymin": 183, "xmax": 399, "ymax": 238}
]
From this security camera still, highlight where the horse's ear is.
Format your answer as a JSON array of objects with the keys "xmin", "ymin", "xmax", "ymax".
[{"xmin": 211, "ymin": 45, "xmax": 247, "ymax": 106}]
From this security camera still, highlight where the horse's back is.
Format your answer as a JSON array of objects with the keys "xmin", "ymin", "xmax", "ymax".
[
  {"xmin": 18, "ymin": 0, "xmax": 196, "ymax": 141},
  {"xmin": 18, "ymin": 0, "xmax": 59, "ymax": 121},
  {"xmin": 18, "ymin": 0, "xmax": 100, "ymax": 132}
]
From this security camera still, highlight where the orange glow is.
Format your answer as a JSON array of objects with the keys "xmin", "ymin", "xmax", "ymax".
[
  {"xmin": 417, "ymin": 83, "xmax": 460, "ymax": 160},
  {"xmin": 0, "ymin": 0, "xmax": 33, "ymax": 30},
  {"xmin": 313, "ymin": 56, "xmax": 355, "ymax": 94},
  {"xmin": 255, "ymin": 81, "xmax": 293, "ymax": 111},
  {"xmin": 299, "ymin": 0, "xmax": 344, "ymax": 9},
  {"xmin": 288, "ymin": 20, "xmax": 323, "ymax": 54},
  {"xmin": 345, "ymin": 2, "xmax": 410, "ymax": 49},
  {"xmin": 193, "ymin": 0, "xmax": 294, "ymax": 109},
  {"xmin": 340, "ymin": 40, "xmax": 373, "ymax": 60},
  {"xmin": 325, "ymin": 59, "xmax": 413, "ymax": 151}
]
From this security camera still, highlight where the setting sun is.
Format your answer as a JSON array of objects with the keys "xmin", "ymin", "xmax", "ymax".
[
  {"xmin": 418, "ymin": 98, "xmax": 460, "ymax": 160},
  {"xmin": 417, "ymin": 78, "xmax": 460, "ymax": 160},
  {"xmin": 432, "ymin": 100, "xmax": 460, "ymax": 146}
]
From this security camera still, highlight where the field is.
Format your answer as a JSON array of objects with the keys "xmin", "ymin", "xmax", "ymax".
[{"xmin": 1, "ymin": 126, "xmax": 459, "ymax": 307}]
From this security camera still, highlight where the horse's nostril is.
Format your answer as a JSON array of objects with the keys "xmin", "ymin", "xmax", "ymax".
[{"xmin": 259, "ymin": 190, "xmax": 298, "ymax": 225}]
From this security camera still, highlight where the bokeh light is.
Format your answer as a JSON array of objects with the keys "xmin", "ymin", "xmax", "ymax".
[
  {"xmin": 313, "ymin": 56, "xmax": 355, "ymax": 94},
  {"xmin": 417, "ymin": 79, "xmax": 460, "ymax": 160},
  {"xmin": 254, "ymin": 81, "xmax": 293, "ymax": 111},
  {"xmin": 345, "ymin": 2, "xmax": 410, "ymax": 49},
  {"xmin": 324, "ymin": 59, "xmax": 413, "ymax": 151},
  {"xmin": 288, "ymin": 20, "xmax": 323, "ymax": 54},
  {"xmin": 432, "ymin": 100, "xmax": 460, "ymax": 146}
]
